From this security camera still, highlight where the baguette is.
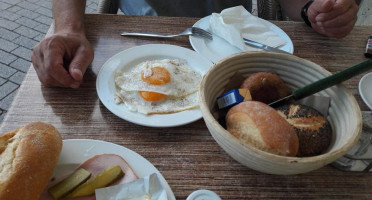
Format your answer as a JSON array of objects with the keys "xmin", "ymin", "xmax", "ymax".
[{"xmin": 0, "ymin": 122, "xmax": 62, "ymax": 200}]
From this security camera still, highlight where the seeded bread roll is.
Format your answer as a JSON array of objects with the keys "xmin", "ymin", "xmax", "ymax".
[
  {"xmin": 240, "ymin": 72, "xmax": 290, "ymax": 104},
  {"xmin": 226, "ymin": 101, "xmax": 299, "ymax": 157},
  {"xmin": 0, "ymin": 122, "xmax": 62, "ymax": 200},
  {"xmin": 276, "ymin": 104, "xmax": 332, "ymax": 157}
]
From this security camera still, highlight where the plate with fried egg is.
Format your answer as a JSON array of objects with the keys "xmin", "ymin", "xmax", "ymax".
[{"xmin": 96, "ymin": 44, "xmax": 213, "ymax": 127}]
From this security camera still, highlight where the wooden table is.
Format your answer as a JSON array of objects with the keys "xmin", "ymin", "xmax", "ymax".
[{"xmin": 1, "ymin": 14, "xmax": 372, "ymax": 199}]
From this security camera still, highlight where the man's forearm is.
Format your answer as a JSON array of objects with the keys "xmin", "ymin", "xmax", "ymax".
[
  {"xmin": 277, "ymin": 0, "xmax": 310, "ymax": 21},
  {"xmin": 53, "ymin": 0, "xmax": 87, "ymax": 34}
]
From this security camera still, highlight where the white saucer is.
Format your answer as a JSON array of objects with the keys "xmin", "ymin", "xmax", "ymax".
[
  {"xmin": 359, "ymin": 72, "xmax": 372, "ymax": 110},
  {"xmin": 186, "ymin": 189, "xmax": 221, "ymax": 200},
  {"xmin": 189, "ymin": 15, "xmax": 294, "ymax": 63}
]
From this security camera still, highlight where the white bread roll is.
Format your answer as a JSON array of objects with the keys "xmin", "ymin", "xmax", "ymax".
[
  {"xmin": 226, "ymin": 101, "xmax": 299, "ymax": 156},
  {"xmin": 0, "ymin": 122, "xmax": 62, "ymax": 200}
]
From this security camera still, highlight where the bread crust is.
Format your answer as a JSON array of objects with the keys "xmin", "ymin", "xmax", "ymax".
[
  {"xmin": 226, "ymin": 101, "xmax": 299, "ymax": 156},
  {"xmin": 240, "ymin": 72, "xmax": 289, "ymax": 104},
  {"xmin": 0, "ymin": 122, "xmax": 62, "ymax": 200},
  {"xmin": 276, "ymin": 104, "xmax": 332, "ymax": 157}
]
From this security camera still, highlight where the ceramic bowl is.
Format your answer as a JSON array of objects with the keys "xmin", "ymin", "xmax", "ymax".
[
  {"xmin": 198, "ymin": 52, "xmax": 362, "ymax": 175},
  {"xmin": 359, "ymin": 72, "xmax": 372, "ymax": 110}
]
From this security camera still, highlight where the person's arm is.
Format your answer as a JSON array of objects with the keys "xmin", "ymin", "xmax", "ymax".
[
  {"xmin": 53, "ymin": 0, "xmax": 86, "ymax": 35},
  {"xmin": 277, "ymin": 0, "xmax": 358, "ymax": 38},
  {"xmin": 31, "ymin": 0, "xmax": 94, "ymax": 88},
  {"xmin": 277, "ymin": 0, "xmax": 310, "ymax": 21}
]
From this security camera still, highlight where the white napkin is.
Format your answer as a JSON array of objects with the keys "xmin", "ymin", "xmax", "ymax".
[{"xmin": 209, "ymin": 6, "xmax": 286, "ymax": 51}]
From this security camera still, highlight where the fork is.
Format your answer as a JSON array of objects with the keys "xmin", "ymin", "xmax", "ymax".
[{"xmin": 120, "ymin": 27, "xmax": 213, "ymax": 40}]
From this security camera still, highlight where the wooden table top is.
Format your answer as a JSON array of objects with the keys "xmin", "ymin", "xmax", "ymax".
[{"xmin": 1, "ymin": 14, "xmax": 372, "ymax": 199}]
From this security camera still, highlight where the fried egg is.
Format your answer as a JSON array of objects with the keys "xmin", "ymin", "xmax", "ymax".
[
  {"xmin": 114, "ymin": 91, "xmax": 199, "ymax": 114},
  {"xmin": 114, "ymin": 59, "xmax": 201, "ymax": 115}
]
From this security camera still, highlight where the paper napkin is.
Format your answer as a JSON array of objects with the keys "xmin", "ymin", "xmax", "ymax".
[
  {"xmin": 209, "ymin": 6, "xmax": 286, "ymax": 51},
  {"xmin": 96, "ymin": 173, "xmax": 168, "ymax": 200}
]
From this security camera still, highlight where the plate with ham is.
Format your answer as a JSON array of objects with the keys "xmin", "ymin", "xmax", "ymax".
[{"xmin": 40, "ymin": 139, "xmax": 176, "ymax": 200}]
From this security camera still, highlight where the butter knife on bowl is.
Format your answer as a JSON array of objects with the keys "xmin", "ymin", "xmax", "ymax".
[{"xmin": 243, "ymin": 38, "xmax": 291, "ymax": 54}]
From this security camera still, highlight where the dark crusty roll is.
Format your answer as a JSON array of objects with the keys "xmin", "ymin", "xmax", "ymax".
[
  {"xmin": 0, "ymin": 122, "xmax": 62, "ymax": 200},
  {"xmin": 240, "ymin": 72, "xmax": 290, "ymax": 104},
  {"xmin": 226, "ymin": 101, "xmax": 299, "ymax": 157},
  {"xmin": 276, "ymin": 104, "xmax": 332, "ymax": 157}
]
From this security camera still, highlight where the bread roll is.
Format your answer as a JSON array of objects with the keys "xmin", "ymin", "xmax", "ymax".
[
  {"xmin": 226, "ymin": 101, "xmax": 299, "ymax": 156},
  {"xmin": 0, "ymin": 122, "xmax": 62, "ymax": 200},
  {"xmin": 240, "ymin": 72, "xmax": 289, "ymax": 104},
  {"xmin": 276, "ymin": 104, "xmax": 332, "ymax": 157}
]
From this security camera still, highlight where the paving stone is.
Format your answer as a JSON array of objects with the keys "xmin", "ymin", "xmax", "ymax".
[
  {"xmin": 0, "ymin": 1, "xmax": 11, "ymax": 10},
  {"xmin": 85, "ymin": 7, "xmax": 96, "ymax": 14},
  {"xmin": 12, "ymin": 46, "xmax": 32, "ymax": 61},
  {"xmin": 0, "ymin": 81, "xmax": 18, "ymax": 99},
  {"xmin": 16, "ymin": 8, "xmax": 41, "ymax": 19},
  {"xmin": 0, "ymin": 110, "xmax": 6, "ymax": 121},
  {"xmin": 7, "ymin": 5, "xmax": 22, "ymax": 13},
  {"xmin": 4, "ymin": 0, "xmax": 22, "ymax": 6},
  {"xmin": 33, "ymin": 33, "xmax": 45, "ymax": 41},
  {"xmin": 35, "ymin": 6, "xmax": 52, "ymax": 18},
  {"xmin": 0, "ymin": 50, "xmax": 17, "ymax": 65},
  {"xmin": 34, "ymin": 23, "xmax": 50, "ymax": 34},
  {"xmin": 0, "ymin": 62, "xmax": 17, "ymax": 78},
  {"xmin": 0, "ymin": 77, "xmax": 6, "ymax": 85},
  {"xmin": 14, "ymin": 25, "xmax": 40, "ymax": 38},
  {"xmin": 87, "ymin": 1, "xmax": 98, "ymax": 10},
  {"xmin": 0, "ymin": 27, "xmax": 20, "ymax": 40},
  {"xmin": 0, "ymin": 88, "xmax": 17, "ymax": 110},
  {"xmin": 0, "ymin": 18, "xmax": 20, "ymax": 31},
  {"xmin": 0, "ymin": 10, "xmax": 22, "ymax": 21},
  {"xmin": 9, "ymin": 71, "xmax": 26, "ymax": 84},
  {"xmin": 35, "ymin": 0, "xmax": 51, "ymax": 9},
  {"xmin": 15, "ymin": 16, "xmax": 40, "ymax": 29},
  {"xmin": 13, "ymin": 35, "xmax": 38, "ymax": 49},
  {"xmin": 9, "ymin": 58, "xmax": 31, "ymax": 72},
  {"xmin": 34, "ymin": 15, "xmax": 52, "ymax": 25},
  {"xmin": 18, "ymin": 1, "xmax": 40, "ymax": 11},
  {"xmin": 0, "ymin": 38, "xmax": 19, "ymax": 52}
]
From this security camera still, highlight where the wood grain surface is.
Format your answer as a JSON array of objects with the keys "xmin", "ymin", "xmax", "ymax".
[{"xmin": 1, "ymin": 14, "xmax": 372, "ymax": 199}]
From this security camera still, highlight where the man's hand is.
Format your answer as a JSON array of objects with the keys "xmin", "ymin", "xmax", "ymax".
[
  {"xmin": 31, "ymin": 32, "xmax": 94, "ymax": 88},
  {"xmin": 307, "ymin": 0, "xmax": 358, "ymax": 38}
]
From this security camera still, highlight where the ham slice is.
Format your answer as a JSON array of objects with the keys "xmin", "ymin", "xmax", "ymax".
[{"xmin": 39, "ymin": 154, "xmax": 138, "ymax": 200}]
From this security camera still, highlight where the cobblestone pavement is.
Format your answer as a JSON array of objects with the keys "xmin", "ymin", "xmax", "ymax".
[
  {"xmin": 0, "ymin": 0, "xmax": 97, "ymax": 121},
  {"xmin": 0, "ymin": 1, "xmax": 371, "ymax": 122}
]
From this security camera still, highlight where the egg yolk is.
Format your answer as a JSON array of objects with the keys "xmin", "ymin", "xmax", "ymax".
[
  {"xmin": 139, "ymin": 67, "xmax": 171, "ymax": 102},
  {"xmin": 139, "ymin": 91, "xmax": 166, "ymax": 102},
  {"xmin": 141, "ymin": 67, "xmax": 171, "ymax": 85}
]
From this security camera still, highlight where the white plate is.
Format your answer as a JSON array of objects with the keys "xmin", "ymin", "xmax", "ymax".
[
  {"xmin": 52, "ymin": 139, "xmax": 176, "ymax": 200},
  {"xmin": 189, "ymin": 15, "xmax": 294, "ymax": 63},
  {"xmin": 359, "ymin": 72, "xmax": 372, "ymax": 110},
  {"xmin": 96, "ymin": 44, "xmax": 213, "ymax": 127}
]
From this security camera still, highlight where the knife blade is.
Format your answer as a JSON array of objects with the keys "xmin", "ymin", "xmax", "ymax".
[
  {"xmin": 268, "ymin": 59, "xmax": 372, "ymax": 107},
  {"xmin": 243, "ymin": 38, "xmax": 290, "ymax": 54}
]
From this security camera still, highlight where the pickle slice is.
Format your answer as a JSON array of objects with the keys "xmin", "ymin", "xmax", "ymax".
[
  {"xmin": 48, "ymin": 168, "xmax": 91, "ymax": 200},
  {"xmin": 67, "ymin": 165, "xmax": 124, "ymax": 198}
]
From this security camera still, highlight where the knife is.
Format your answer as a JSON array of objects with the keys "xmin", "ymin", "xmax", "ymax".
[
  {"xmin": 243, "ymin": 38, "xmax": 290, "ymax": 54},
  {"xmin": 268, "ymin": 59, "xmax": 372, "ymax": 107}
]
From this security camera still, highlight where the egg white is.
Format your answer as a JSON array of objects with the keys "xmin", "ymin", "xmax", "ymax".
[
  {"xmin": 114, "ymin": 59, "xmax": 201, "ymax": 97},
  {"xmin": 114, "ymin": 59, "xmax": 201, "ymax": 115},
  {"xmin": 114, "ymin": 91, "xmax": 199, "ymax": 115}
]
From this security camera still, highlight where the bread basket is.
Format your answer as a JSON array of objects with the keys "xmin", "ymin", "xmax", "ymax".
[{"xmin": 198, "ymin": 52, "xmax": 362, "ymax": 175}]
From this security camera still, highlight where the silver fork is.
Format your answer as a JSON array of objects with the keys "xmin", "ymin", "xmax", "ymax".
[{"xmin": 120, "ymin": 27, "xmax": 213, "ymax": 40}]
